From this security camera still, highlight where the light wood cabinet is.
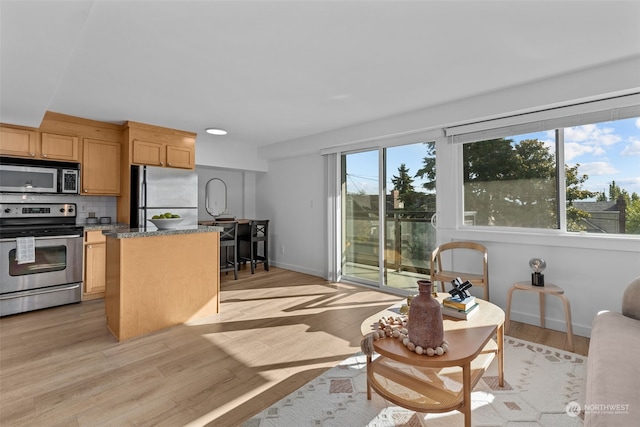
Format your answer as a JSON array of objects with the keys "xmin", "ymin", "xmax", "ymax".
[
  {"xmin": 132, "ymin": 139, "xmax": 164, "ymax": 166},
  {"xmin": 84, "ymin": 230, "xmax": 106, "ymax": 300},
  {"xmin": 41, "ymin": 133, "xmax": 79, "ymax": 161},
  {"xmin": 0, "ymin": 126, "xmax": 80, "ymax": 161},
  {"xmin": 82, "ymin": 138, "xmax": 121, "ymax": 195},
  {"xmin": 131, "ymin": 139, "xmax": 195, "ymax": 169},
  {"xmin": 0, "ymin": 126, "xmax": 37, "ymax": 157},
  {"xmin": 105, "ymin": 231, "xmax": 220, "ymax": 341},
  {"xmin": 166, "ymin": 144, "xmax": 195, "ymax": 169}
]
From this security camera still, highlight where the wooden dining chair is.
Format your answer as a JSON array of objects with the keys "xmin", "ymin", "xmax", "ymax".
[{"xmin": 430, "ymin": 241, "xmax": 489, "ymax": 301}]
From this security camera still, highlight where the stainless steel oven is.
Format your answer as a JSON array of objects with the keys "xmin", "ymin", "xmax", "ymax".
[{"xmin": 0, "ymin": 203, "xmax": 83, "ymax": 316}]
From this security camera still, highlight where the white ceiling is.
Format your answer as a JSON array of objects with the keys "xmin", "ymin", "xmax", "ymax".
[{"xmin": 1, "ymin": 0, "xmax": 640, "ymax": 151}]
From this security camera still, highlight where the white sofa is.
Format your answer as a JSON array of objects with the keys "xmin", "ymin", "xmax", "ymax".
[{"xmin": 584, "ymin": 276, "xmax": 640, "ymax": 427}]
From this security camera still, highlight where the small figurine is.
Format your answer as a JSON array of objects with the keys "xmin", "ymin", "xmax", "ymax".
[{"xmin": 449, "ymin": 277, "xmax": 473, "ymax": 300}]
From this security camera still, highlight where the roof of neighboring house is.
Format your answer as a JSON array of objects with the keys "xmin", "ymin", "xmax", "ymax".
[{"xmin": 573, "ymin": 201, "xmax": 619, "ymax": 212}]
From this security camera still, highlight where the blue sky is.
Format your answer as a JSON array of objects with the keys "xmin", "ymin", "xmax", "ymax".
[
  {"xmin": 562, "ymin": 117, "xmax": 640, "ymax": 198},
  {"xmin": 346, "ymin": 117, "xmax": 640, "ymax": 199}
]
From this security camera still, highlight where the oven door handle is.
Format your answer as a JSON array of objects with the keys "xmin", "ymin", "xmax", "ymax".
[
  {"xmin": 0, "ymin": 234, "xmax": 82, "ymax": 243},
  {"xmin": 0, "ymin": 283, "xmax": 81, "ymax": 300}
]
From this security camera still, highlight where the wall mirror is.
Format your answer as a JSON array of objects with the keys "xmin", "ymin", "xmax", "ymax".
[{"xmin": 205, "ymin": 178, "xmax": 228, "ymax": 217}]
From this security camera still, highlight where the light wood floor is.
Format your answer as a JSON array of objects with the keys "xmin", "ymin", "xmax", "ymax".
[{"xmin": 0, "ymin": 267, "xmax": 589, "ymax": 426}]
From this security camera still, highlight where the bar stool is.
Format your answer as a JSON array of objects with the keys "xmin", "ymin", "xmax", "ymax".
[
  {"xmin": 215, "ymin": 221, "xmax": 238, "ymax": 280},
  {"xmin": 240, "ymin": 220, "xmax": 269, "ymax": 274}
]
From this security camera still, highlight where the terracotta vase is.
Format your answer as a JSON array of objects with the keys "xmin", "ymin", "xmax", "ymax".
[{"xmin": 408, "ymin": 280, "xmax": 444, "ymax": 349}]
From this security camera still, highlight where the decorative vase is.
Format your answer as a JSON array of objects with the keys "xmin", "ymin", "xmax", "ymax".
[{"xmin": 408, "ymin": 280, "xmax": 444, "ymax": 349}]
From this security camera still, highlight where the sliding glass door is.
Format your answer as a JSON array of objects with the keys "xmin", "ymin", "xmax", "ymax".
[
  {"xmin": 340, "ymin": 141, "xmax": 436, "ymax": 292},
  {"xmin": 341, "ymin": 150, "xmax": 381, "ymax": 285}
]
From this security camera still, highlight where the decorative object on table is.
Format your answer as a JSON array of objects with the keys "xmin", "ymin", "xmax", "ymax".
[
  {"xmin": 529, "ymin": 257, "xmax": 546, "ymax": 286},
  {"xmin": 449, "ymin": 277, "xmax": 473, "ymax": 300},
  {"xmin": 441, "ymin": 302, "xmax": 479, "ymax": 319},
  {"xmin": 399, "ymin": 294, "xmax": 414, "ymax": 314},
  {"xmin": 407, "ymin": 280, "xmax": 444, "ymax": 352},
  {"xmin": 442, "ymin": 278, "xmax": 478, "ymax": 318},
  {"xmin": 442, "ymin": 294, "xmax": 476, "ymax": 311},
  {"xmin": 360, "ymin": 315, "xmax": 449, "ymax": 357}
]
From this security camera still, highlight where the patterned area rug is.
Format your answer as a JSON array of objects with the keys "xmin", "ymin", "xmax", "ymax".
[{"xmin": 242, "ymin": 337, "xmax": 586, "ymax": 426}]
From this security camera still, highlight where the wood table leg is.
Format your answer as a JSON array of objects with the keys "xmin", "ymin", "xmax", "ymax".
[
  {"xmin": 366, "ymin": 354, "xmax": 372, "ymax": 400},
  {"xmin": 497, "ymin": 323, "xmax": 504, "ymax": 387},
  {"xmin": 505, "ymin": 286, "xmax": 516, "ymax": 334},
  {"xmin": 463, "ymin": 362, "xmax": 472, "ymax": 427},
  {"xmin": 560, "ymin": 295, "xmax": 574, "ymax": 352}
]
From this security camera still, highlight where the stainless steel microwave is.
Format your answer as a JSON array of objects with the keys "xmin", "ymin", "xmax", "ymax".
[{"xmin": 0, "ymin": 157, "xmax": 80, "ymax": 194}]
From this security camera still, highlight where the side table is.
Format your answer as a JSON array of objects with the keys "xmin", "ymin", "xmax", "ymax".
[{"xmin": 505, "ymin": 281, "xmax": 574, "ymax": 352}]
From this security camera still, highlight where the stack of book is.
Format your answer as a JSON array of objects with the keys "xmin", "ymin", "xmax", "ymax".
[{"xmin": 441, "ymin": 295, "xmax": 479, "ymax": 319}]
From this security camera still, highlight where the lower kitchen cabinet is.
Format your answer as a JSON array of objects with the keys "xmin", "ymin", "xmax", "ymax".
[{"xmin": 84, "ymin": 230, "xmax": 106, "ymax": 300}]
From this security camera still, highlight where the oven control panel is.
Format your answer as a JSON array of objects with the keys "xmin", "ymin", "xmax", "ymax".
[{"xmin": 0, "ymin": 203, "xmax": 76, "ymax": 218}]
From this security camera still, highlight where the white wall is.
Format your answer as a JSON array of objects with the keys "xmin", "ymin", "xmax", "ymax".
[
  {"xmin": 195, "ymin": 166, "xmax": 257, "ymax": 221},
  {"xmin": 255, "ymin": 154, "xmax": 326, "ymax": 278},
  {"xmin": 196, "ymin": 138, "xmax": 268, "ymax": 172}
]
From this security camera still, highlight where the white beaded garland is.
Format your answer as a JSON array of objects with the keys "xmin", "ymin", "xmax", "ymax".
[{"xmin": 375, "ymin": 315, "xmax": 449, "ymax": 357}]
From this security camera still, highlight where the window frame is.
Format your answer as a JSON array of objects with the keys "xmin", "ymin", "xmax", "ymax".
[{"xmin": 447, "ymin": 103, "xmax": 639, "ymax": 246}]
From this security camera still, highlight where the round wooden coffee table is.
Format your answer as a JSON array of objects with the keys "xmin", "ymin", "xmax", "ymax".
[{"xmin": 360, "ymin": 294, "xmax": 504, "ymax": 427}]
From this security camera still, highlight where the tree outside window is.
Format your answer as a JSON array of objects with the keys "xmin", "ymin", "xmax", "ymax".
[{"xmin": 459, "ymin": 116, "xmax": 639, "ymax": 234}]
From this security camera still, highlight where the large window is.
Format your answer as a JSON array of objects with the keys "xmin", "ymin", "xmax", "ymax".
[
  {"xmin": 461, "ymin": 116, "xmax": 640, "ymax": 235},
  {"xmin": 463, "ymin": 131, "xmax": 559, "ymax": 229}
]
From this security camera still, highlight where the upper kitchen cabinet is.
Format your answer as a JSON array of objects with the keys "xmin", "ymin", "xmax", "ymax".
[
  {"xmin": 131, "ymin": 139, "xmax": 195, "ymax": 169},
  {"xmin": 0, "ymin": 126, "xmax": 37, "ymax": 158},
  {"xmin": 41, "ymin": 133, "xmax": 79, "ymax": 161},
  {"xmin": 125, "ymin": 121, "xmax": 196, "ymax": 170},
  {"xmin": 82, "ymin": 138, "xmax": 121, "ymax": 195},
  {"xmin": 0, "ymin": 126, "xmax": 79, "ymax": 162}
]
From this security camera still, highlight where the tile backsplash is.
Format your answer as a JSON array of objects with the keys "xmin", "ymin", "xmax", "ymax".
[{"xmin": 0, "ymin": 194, "xmax": 118, "ymax": 225}]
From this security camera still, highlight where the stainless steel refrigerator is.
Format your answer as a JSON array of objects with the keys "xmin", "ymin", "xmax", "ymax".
[{"xmin": 130, "ymin": 165, "xmax": 198, "ymax": 229}]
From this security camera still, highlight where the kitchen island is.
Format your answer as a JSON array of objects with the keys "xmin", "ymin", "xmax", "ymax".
[{"xmin": 103, "ymin": 225, "xmax": 222, "ymax": 341}]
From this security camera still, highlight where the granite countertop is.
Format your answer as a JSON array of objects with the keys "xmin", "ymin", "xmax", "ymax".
[
  {"xmin": 102, "ymin": 225, "xmax": 223, "ymax": 239},
  {"xmin": 83, "ymin": 223, "xmax": 130, "ymax": 231}
]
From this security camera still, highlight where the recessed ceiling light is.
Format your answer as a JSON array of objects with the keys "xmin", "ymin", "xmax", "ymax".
[{"xmin": 206, "ymin": 128, "xmax": 228, "ymax": 135}]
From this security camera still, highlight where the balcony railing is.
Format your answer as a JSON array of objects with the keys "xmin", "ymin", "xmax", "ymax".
[{"xmin": 344, "ymin": 210, "xmax": 436, "ymax": 274}]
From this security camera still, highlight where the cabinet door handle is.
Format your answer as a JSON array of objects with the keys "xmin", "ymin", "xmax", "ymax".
[
  {"xmin": 84, "ymin": 189, "xmax": 88, "ymax": 193},
  {"xmin": 43, "ymin": 154, "xmax": 48, "ymax": 158},
  {"xmin": 30, "ymin": 152, "xmax": 35, "ymax": 157},
  {"xmin": 168, "ymin": 163, "xmax": 172, "ymax": 166},
  {"xmin": 88, "ymin": 245, "xmax": 92, "ymax": 248}
]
